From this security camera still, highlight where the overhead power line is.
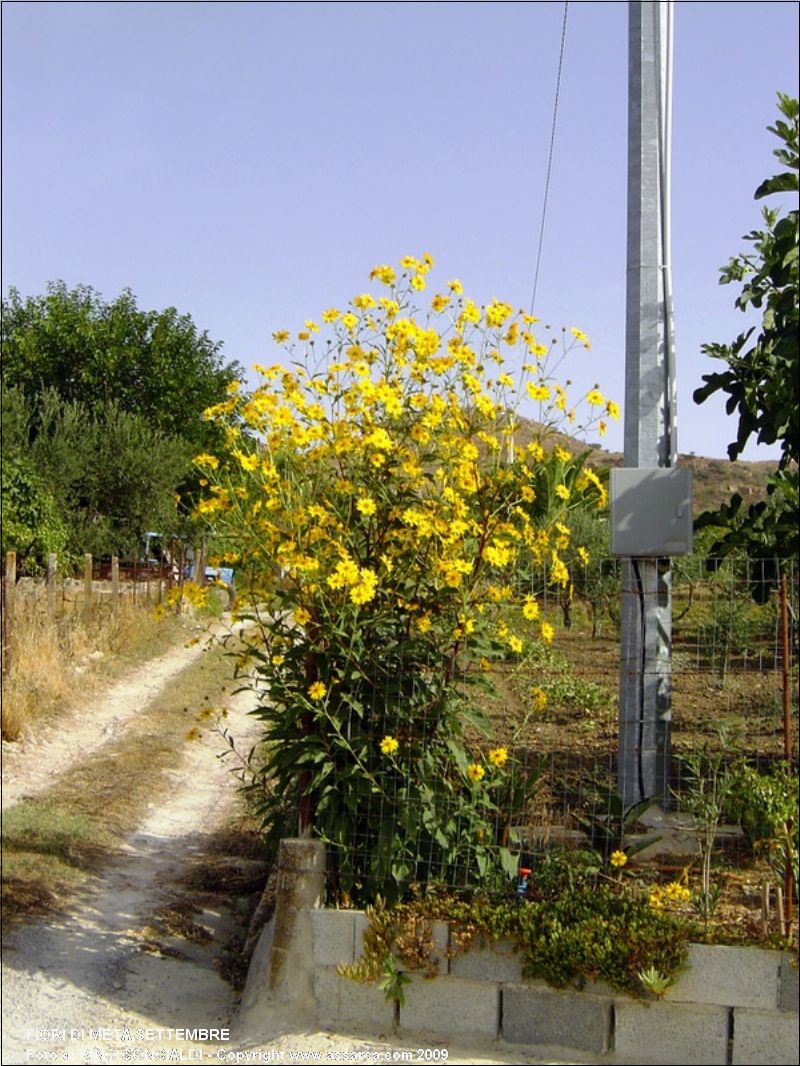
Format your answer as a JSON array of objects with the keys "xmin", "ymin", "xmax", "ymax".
[{"xmin": 530, "ymin": 0, "xmax": 569, "ymax": 315}]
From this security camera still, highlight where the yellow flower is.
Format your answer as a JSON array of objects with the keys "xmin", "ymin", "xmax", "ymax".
[
  {"xmin": 294, "ymin": 607, "xmax": 311, "ymax": 626},
  {"xmin": 308, "ymin": 681, "xmax": 327, "ymax": 701},
  {"xmin": 522, "ymin": 597, "xmax": 539, "ymax": 621},
  {"xmin": 322, "ymin": 308, "xmax": 341, "ymax": 323},
  {"xmin": 540, "ymin": 622, "xmax": 554, "ymax": 645},
  {"xmin": 447, "ymin": 278, "xmax": 463, "ymax": 294},
  {"xmin": 193, "ymin": 453, "xmax": 219, "ymax": 469},
  {"xmin": 610, "ymin": 850, "xmax": 628, "ymax": 868},
  {"xmin": 356, "ymin": 497, "xmax": 377, "ymax": 517},
  {"xmin": 586, "ymin": 388, "xmax": 605, "ymax": 406},
  {"xmin": 305, "ymin": 320, "xmax": 320, "ymax": 334},
  {"xmin": 272, "ymin": 330, "xmax": 290, "ymax": 343},
  {"xmin": 410, "ymin": 274, "xmax": 426, "ymax": 291},
  {"xmin": 508, "ymin": 635, "xmax": 523, "ymax": 653},
  {"xmin": 530, "ymin": 686, "xmax": 548, "ymax": 710},
  {"xmin": 467, "ymin": 763, "xmax": 485, "ymax": 783},
  {"xmin": 488, "ymin": 747, "xmax": 509, "ymax": 769},
  {"xmin": 577, "ymin": 546, "xmax": 590, "ymax": 566},
  {"xmin": 353, "ymin": 293, "xmax": 377, "ymax": 310},
  {"xmin": 570, "ymin": 326, "xmax": 591, "ymax": 348},
  {"xmin": 370, "ymin": 264, "xmax": 396, "ymax": 285},
  {"xmin": 554, "ymin": 484, "xmax": 571, "ymax": 501},
  {"xmin": 606, "ymin": 400, "xmax": 621, "ymax": 420},
  {"xmin": 526, "ymin": 382, "xmax": 551, "ymax": 402},
  {"xmin": 380, "ymin": 735, "xmax": 400, "ymax": 755}
]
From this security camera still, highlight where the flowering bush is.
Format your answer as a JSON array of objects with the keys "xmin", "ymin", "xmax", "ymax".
[{"xmin": 195, "ymin": 255, "xmax": 616, "ymax": 902}]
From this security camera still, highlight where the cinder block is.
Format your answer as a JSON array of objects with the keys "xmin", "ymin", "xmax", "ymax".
[
  {"xmin": 310, "ymin": 909, "xmax": 357, "ymax": 966},
  {"xmin": 450, "ymin": 936, "xmax": 522, "ymax": 984},
  {"xmin": 671, "ymin": 944, "xmax": 780, "ymax": 1010},
  {"xmin": 732, "ymin": 1008, "xmax": 800, "ymax": 1065},
  {"xmin": 614, "ymin": 1000, "xmax": 730, "ymax": 1065},
  {"xmin": 313, "ymin": 966, "xmax": 395, "ymax": 1033},
  {"xmin": 399, "ymin": 974, "xmax": 499, "ymax": 1038},
  {"xmin": 502, "ymin": 982, "xmax": 611, "ymax": 1054},
  {"xmin": 779, "ymin": 956, "xmax": 799, "ymax": 1014}
]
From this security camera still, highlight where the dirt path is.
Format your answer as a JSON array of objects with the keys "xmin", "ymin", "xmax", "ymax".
[
  {"xmin": 1, "ymin": 631, "xmax": 591, "ymax": 1066},
  {"xmin": 1, "ymin": 625, "xmax": 218, "ymax": 809}
]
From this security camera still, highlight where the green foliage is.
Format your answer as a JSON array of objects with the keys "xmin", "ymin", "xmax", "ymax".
[
  {"xmin": 729, "ymin": 762, "xmax": 799, "ymax": 892},
  {"xmin": 694, "ymin": 93, "xmax": 799, "ymax": 560},
  {"xmin": 575, "ymin": 790, "xmax": 661, "ymax": 861},
  {"xmin": 1, "ymin": 282, "xmax": 241, "ymax": 452},
  {"xmin": 637, "ymin": 966, "xmax": 676, "ymax": 998},
  {"xmin": 199, "ymin": 255, "xmax": 616, "ymax": 903},
  {"xmin": 1, "ymin": 280, "xmax": 239, "ymax": 565},
  {"xmin": 343, "ymin": 866, "xmax": 691, "ymax": 998},
  {"xmin": 0, "ymin": 453, "xmax": 69, "ymax": 572},
  {"xmin": 1, "ymin": 386, "xmax": 191, "ymax": 562},
  {"xmin": 676, "ymin": 729, "xmax": 741, "ymax": 922}
]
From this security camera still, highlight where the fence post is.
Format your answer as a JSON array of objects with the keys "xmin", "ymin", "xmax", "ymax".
[
  {"xmin": 2, "ymin": 550, "xmax": 16, "ymax": 675},
  {"xmin": 84, "ymin": 553, "xmax": 93, "ymax": 623},
  {"xmin": 47, "ymin": 553, "xmax": 58, "ymax": 617},
  {"xmin": 111, "ymin": 556, "xmax": 120, "ymax": 613},
  {"xmin": 780, "ymin": 571, "xmax": 794, "ymax": 937}
]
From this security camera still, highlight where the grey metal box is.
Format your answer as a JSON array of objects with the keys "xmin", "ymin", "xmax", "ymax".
[{"xmin": 610, "ymin": 467, "xmax": 693, "ymax": 556}]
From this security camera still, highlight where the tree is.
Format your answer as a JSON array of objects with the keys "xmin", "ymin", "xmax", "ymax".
[
  {"xmin": 1, "ymin": 284, "xmax": 242, "ymax": 565},
  {"xmin": 1, "ymin": 282, "xmax": 242, "ymax": 453},
  {"xmin": 2, "ymin": 385, "xmax": 192, "ymax": 566},
  {"xmin": 693, "ymin": 94, "xmax": 798, "ymax": 562}
]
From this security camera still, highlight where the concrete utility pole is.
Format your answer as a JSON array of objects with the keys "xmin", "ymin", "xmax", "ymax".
[{"xmin": 618, "ymin": 0, "xmax": 677, "ymax": 807}]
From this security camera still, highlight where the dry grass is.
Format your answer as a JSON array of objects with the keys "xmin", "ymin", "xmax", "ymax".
[
  {"xmin": 1, "ymin": 635, "xmax": 245, "ymax": 929},
  {"xmin": 1, "ymin": 599, "xmax": 193, "ymax": 741}
]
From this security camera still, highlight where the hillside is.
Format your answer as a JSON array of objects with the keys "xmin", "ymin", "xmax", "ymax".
[{"xmin": 512, "ymin": 418, "xmax": 775, "ymax": 515}]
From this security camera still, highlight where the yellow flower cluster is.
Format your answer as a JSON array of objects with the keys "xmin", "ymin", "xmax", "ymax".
[
  {"xmin": 488, "ymin": 746, "xmax": 509, "ymax": 768},
  {"xmin": 193, "ymin": 255, "xmax": 618, "ymax": 682},
  {"xmin": 648, "ymin": 880, "xmax": 692, "ymax": 909}
]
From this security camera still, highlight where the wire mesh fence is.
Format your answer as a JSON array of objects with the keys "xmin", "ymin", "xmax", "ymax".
[{"xmin": 289, "ymin": 554, "xmax": 799, "ymax": 900}]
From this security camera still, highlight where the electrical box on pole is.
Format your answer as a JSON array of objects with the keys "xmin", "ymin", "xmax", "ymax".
[{"xmin": 611, "ymin": 468, "xmax": 693, "ymax": 557}]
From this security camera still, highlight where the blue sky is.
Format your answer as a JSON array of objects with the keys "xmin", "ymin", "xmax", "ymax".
[{"xmin": 2, "ymin": 1, "xmax": 798, "ymax": 460}]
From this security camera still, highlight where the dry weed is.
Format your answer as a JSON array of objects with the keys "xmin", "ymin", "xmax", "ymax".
[{"xmin": 1, "ymin": 597, "xmax": 185, "ymax": 741}]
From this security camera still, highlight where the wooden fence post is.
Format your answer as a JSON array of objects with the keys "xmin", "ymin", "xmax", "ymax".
[
  {"xmin": 84, "ymin": 553, "xmax": 93, "ymax": 623},
  {"xmin": 111, "ymin": 556, "xmax": 120, "ymax": 613},
  {"xmin": 47, "ymin": 553, "xmax": 58, "ymax": 617},
  {"xmin": 2, "ymin": 550, "xmax": 16, "ymax": 675}
]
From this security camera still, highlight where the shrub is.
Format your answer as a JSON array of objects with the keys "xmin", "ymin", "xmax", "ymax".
[{"xmin": 196, "ymin": 255, "xmax": 616, "ymax": 903}]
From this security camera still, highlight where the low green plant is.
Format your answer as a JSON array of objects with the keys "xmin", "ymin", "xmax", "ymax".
[
  {"xmin": 575, "ymin": 788, "xmax": 661, "ymax": 861},
  {"xmin": 340, "ymin": 870, "xmax": 691, "ymax": 999},
  {"xmin": 638, "ymin": 966, "xmax": 676, "ymax": 998},
  {"xmin": 730, "ymin": 761, "xmax": 799, "ymax": 894},
  {"xmin": 377, "ymin": 954, "xmax": 411, "ymax": 1007},
  {"xmin": 676, "ymin": 729, "xmax": 740, "ymax": 922}
]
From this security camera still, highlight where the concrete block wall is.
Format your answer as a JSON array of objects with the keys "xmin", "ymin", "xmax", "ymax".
[{"xmin": 302, "ymin": 908, "xmax": 799, "ymax": 1065}]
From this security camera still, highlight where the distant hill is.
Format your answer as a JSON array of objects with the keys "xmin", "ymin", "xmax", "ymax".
[{"xmin": 512, "ymin": 418, "xmax": 774, "ymax": 515}]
